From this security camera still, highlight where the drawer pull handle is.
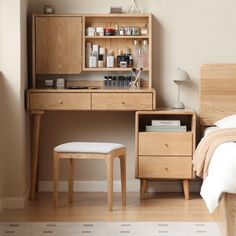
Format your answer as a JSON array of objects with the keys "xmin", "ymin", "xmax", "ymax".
[{"xmin": 164, "ymin": 144, "xmax": 168, "ymax": 147}]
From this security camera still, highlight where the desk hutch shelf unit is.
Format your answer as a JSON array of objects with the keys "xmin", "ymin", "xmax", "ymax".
[
  {"xmin": 32, "ymin": 13, "xmax": 152, "ymax": 89},
  {"xmin": 83, "ymin": 14, "xmax": 152, "ymax": 88},
  {"xmin": 135, "ymin": 109, "xmax": 196, "ymax": 200}
]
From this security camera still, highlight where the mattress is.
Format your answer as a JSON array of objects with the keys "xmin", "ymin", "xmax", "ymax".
[{"xmin": 200, "ymin": 127, "xmax": 236, "ymax": 213}]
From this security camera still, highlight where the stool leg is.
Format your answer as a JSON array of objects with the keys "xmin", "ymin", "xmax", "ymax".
[
  {"xmin": 68, "ymin": 159, "xmax": 74, "ymax": 203},
  {"xmin": 106, "ymin": 157, "xmax": 113, "ymax": 211},
  {"xmin": 119, "ymin": 155, "xmax": 126, "ymax": 206},
  {"xmin": 53, "ymin": 153, "xmax": 59, "ymax": 208}
]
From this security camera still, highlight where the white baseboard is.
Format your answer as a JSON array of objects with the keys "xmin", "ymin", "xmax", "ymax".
[
  {"xmin": 2, "ymin": 187, "xmax": 30, "ymax": 210},
  {"xmin": 39, "ymin": 180, "xmax": 201, "ymax": 193}
]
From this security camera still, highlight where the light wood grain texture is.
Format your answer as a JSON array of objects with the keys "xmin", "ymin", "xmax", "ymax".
[
  {"xmin": 139, "ymin": 156, "xmax": 192, "ymax": 179},
  {"xmin": 200, "ymin": 64, "xmax": 236, "ymax": 126},
  {"xmin": 91, "ymin": 93, "xmax": 153, "ymax": 110},
  {"xmin": 30, "ymin": 111, "xmax": 44, "ymax": 201},
  {"xmin": 140, "ymin": 179, "xmax": 148, "ymax": 200},
  {"xmin": 0, "ymin": 192, "xmax": 212, "ymax": 222},
  {"xmin": 29, "ymin": 92, "xmax": 91, "ymax": 110},
  {"xmin": 182, "ymin": 179, "xmax": 190, "ymax": 200},
  {"xmin": 213, "ymin": 193, "xmax": 236, "ymax": 236},
  {"xmin": 135, "ymin": 109, "xmax": 196, "ymax": 200},
  {"xmin": 119, "ymin": 155, "xmax": 126, "ymax": 206},
  {"xmin": 28, "ymin": 89, "xmax": 155, "ymax": 111},
  {"xmin": 200, "ymin": 64, "xmax": 236, "ymax": 236},
  {"xmin": 139, "ymin": 132, "xmax": 192, "ymax": 156},
  {"xmin": 35, "ymin": 16, "xmax": 82, "ymax": 75},
  {"xmin": 53, "ymin": 147, "xmax": 126, "ymax": 211}
]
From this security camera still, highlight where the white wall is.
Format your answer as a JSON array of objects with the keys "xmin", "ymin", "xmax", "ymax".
[
  {"xmin": 26, "ymin": 0, "xmax": 236, "ymax": 190},
  {"xmin": 0, "ymin": 0, "xmax": 29, "ymax": 209}
]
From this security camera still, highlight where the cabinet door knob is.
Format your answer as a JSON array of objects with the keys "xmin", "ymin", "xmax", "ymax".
[{"xmin": 164, "ymin": 143, "xmax": 168, "ymax": 147}]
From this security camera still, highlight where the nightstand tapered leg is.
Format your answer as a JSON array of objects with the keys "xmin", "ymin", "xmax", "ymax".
[
  {"xmin": 183, "ymin": 179, "xmax": 190, "ymax": 200},
  {"xmin": 140, "ymin": 179, "xmax": 148, "ymax": 200}
]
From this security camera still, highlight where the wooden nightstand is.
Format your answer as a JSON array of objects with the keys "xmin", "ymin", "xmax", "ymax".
[{"xmin": 135, "ymin": 109, "xmax": 196, "ymax": 200}]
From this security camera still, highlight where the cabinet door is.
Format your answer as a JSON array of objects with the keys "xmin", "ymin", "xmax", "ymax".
[{"xmin": 35, "ymin": 16, "xmax": 82, "ymax": 74}]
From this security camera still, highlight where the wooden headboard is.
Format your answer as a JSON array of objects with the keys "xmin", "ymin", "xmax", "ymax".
[{"xmin": 200, "ymin": 64, "xmax": 236, "ymax": 126}]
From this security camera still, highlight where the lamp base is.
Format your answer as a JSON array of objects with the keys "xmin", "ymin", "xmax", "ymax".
[{"xmin": 173, "ymin": 101, "xmax": 185, "ymax": 109}]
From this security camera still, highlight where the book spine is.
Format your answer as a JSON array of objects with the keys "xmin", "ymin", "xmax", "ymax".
[
  {"xmin": 151, "ymin": 120, "xmax": 181, "ymax": 126},
  {"xmin": 146, "ymin": 125, "xmax": 186, "ymax": 132}
]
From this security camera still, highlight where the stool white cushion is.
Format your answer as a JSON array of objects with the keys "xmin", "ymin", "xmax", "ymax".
[{"xmin": 54, "ymin": 142, "xmax": 126, "ymax": 154}]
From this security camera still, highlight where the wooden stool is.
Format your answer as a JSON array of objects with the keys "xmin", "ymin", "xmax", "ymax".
[{"xmin": 53, "ymin": 142, "xmax": 126, "ymax": 211}]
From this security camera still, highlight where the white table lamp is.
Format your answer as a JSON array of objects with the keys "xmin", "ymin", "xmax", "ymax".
[{"xmin": 172, "ymin": 68, "xmax": 190, "ymax": 109}]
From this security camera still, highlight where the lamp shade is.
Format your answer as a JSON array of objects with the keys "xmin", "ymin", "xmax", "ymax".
[{"xmin": 172, "ymin": 68, "xmax": 190, "ymax": 82}]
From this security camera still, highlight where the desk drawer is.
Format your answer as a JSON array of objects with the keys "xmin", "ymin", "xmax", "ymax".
[
  {"xmin": 29, "ymin": 92, "xmax": 91, "ymax": 110},
  {"xmin": 139, "ymin": 155, "xmax": 192, "ymax": 179},
  {"xmin": 139, "ymin": 132, "xmax": 192, "ymax": 156},
  {"xmin": 91, "ymin": 93, "xmax": 153, "ymax": 110}
]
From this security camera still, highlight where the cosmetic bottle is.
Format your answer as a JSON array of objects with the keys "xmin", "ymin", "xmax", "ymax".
[
  {"xmin": 132, "ymin": 40, "xmax": 140, "ymax": 67},
  {"xmin": 142, "ymin": 40, "xmax": 149, "ymax": 68},
  {"xmin": 107, "ymin": 50, "xmax": 115, "ymax": 68},
  {"xmin": 117, "ymin": 50, "xmax": 123, "ymax": 67}
]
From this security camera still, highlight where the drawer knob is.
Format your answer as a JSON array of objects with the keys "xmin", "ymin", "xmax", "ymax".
[
  {"xmin": 59, "ymin": 101, "xmax": 63, "ymax": 105},
  {"xmin": 122, "ymin": 101, "xmax": 125, "ymax": 105},
  {"xmin": 164, "ymin": 143, "xmax": 168, "ymax": 147},
  {"xmin": 165, "ymin": 167, "xmax": 168, "ymax": 171}
]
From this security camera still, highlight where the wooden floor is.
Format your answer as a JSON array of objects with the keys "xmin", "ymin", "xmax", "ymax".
[{"xmin": 0, "ymin": 192, "xmax": 213, "ymax": 222}]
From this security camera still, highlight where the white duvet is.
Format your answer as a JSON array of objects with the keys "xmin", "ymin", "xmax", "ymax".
[{"xmin": 200, "ymin": 142, "xmax": 236, "ymax": 213}]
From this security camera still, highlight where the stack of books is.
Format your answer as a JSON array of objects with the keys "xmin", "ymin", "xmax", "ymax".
[{"xmin": 146, "ymin": 120, "xmax": 187, "ymax": 132}]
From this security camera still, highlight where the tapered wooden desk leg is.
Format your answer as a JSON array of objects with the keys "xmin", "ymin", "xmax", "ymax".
[
  {"xmin": 30, "ymin": 111, "xmax": 44, "ymax": 201},
  {"xmin": 140, "ymin": 179, "xmax": 147, "ymax": 200},
  {"xmin": 183, "ymin": 179, "xmax": 190, "ymax": 200}
]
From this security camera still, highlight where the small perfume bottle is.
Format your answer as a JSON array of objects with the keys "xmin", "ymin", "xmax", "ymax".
[
  {"xmin": 89, "ymin": 51, "xmax": 97, "ymax": 68},
  {"xmin": 98, "ymin": 55, "xmax": 104, "ymax": 68},
  {"xmin": 115, "ymin": 24, "xmax": 120, "ymax": 36},
  {"xmin": 116, "ymin": 49, "xmax": 123, "ymax": 67},
  {"xmin": 107, "ymin": 51, "xmax": 115, "ymax": 68}
]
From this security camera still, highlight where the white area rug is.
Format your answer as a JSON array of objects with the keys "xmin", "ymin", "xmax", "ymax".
[{"xmin": 0, "ymin": 222, "xmax": 222, "ymax": 236}]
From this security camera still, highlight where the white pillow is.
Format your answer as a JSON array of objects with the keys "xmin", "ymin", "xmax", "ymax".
[{"xmin": 214, "ymin": 114, "xmax": 236, "ymax": 128}]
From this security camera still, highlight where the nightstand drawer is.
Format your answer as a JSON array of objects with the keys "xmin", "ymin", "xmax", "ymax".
[
  {"xmin": 139, "ymin": 155, "xmax": 192, "ymax": 179},
  {"xmin": 91, "ymin": 93, "xmax": 153, "ymax": 110},
  {"xmin": 29, "ymin": 92, "xmax": 91, "ymax": 110},
  {"xmin": 139, "ymin": 132, "xmax": 192, "ymax": 156}
]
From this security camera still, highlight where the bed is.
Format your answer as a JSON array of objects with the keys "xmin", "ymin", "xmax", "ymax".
[{"xmin": 199, "ymin": 64, "xmax": 236, "ymax": 236}]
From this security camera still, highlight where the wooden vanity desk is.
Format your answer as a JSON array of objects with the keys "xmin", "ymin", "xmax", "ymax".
[
  {"xmin": 27, "ymin": 88, "xmax": 156, "ymax": 200},
  {"xmin": 28, "ymin": 13, "xmax": 156, "ymax": 200}
]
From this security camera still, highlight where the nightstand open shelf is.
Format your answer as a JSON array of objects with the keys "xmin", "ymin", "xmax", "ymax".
[{"xmin": 135, "ymin": 109, "xmax": 196, "ymax": 200}]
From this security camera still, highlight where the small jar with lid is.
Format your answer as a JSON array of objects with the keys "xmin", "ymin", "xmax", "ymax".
[
  {"xmin": 104, "ymin": 28, "xmax": 114, "ymax": 36},
  {"xmin": 141, "ymin": 24, "xmax": 148, "ymax": 35}
]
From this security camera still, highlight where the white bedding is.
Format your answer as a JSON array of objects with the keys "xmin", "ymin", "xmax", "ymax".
[{"xmin": 200, "ymin": 140, "xmax": 236, "ymax": 213}]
